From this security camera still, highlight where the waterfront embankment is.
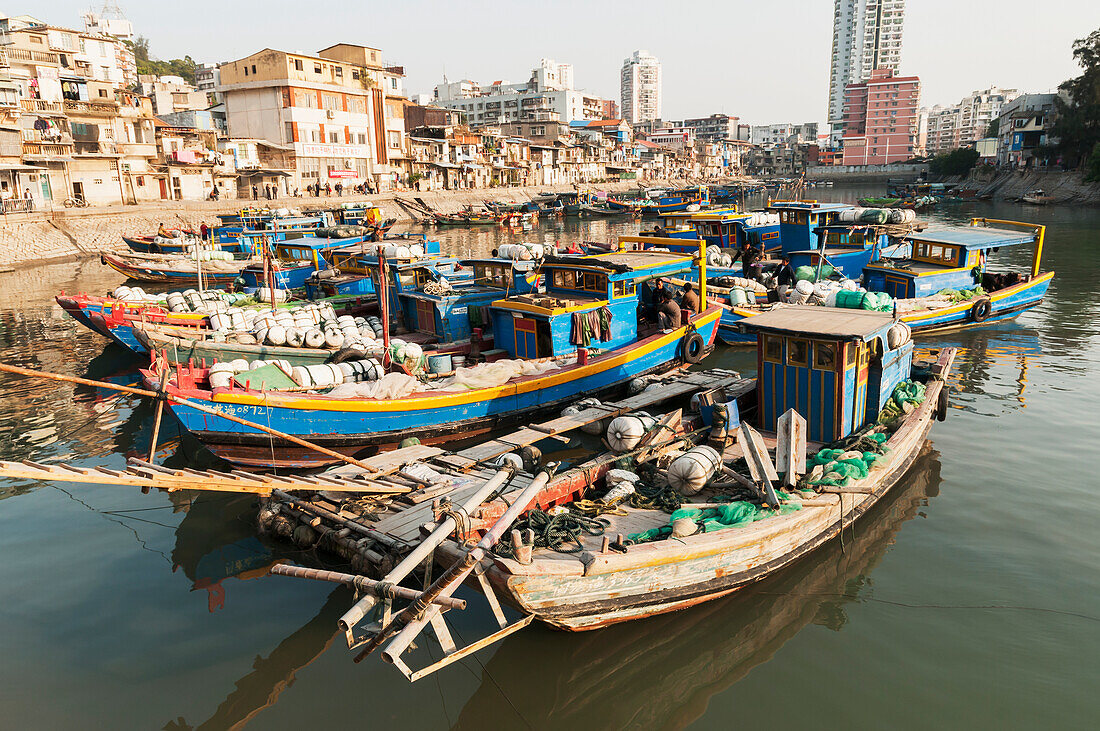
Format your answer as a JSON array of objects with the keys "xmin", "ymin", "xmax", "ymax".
[
  {"xmin": 942, "ymin": 168, "xmax": 1100, "ymax": 204},
  {"xmin": 0, "ymin": 179, "xmax": 674, "ymax": 270}
]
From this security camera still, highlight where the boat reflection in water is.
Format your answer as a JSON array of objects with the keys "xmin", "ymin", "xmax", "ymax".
[{"xmin": 451, "ymin": 446, "xmax": 943, "ymax": 730}]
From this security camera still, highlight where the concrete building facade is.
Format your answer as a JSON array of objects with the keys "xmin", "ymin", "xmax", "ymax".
[
  {"xmin": 841, "ymin": 68, "xmax": 920, "ymax": 166},
  {"xmin": 924, "ymin": 86, "xmax": 1020, "ymax": 156},
  {"xmin": 752, "ymin": 122, "xmax": 819, "ymax": 148},
  {"xmin": 218, "ymin": 43, "xmax": 394, "ymax": 194},
  {"xmin": 620, "ymin": 50, "xmax": 661, "ymax": 125},
  {"xmin": 828, "ymin": 0, "xmax": 905, "ymax": 128}
]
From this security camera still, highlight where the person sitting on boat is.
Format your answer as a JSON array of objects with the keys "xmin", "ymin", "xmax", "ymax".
[
  {"xmin": 679, "ymin": 281, "xmax": 700, "ymax": 312},
  {"xmin": 656, "ymin": 290, "xmax": 682, "ymax": 333},
  {"xmin": 157, "ymin": 222, "xmax": 180, "ymax": 239}
]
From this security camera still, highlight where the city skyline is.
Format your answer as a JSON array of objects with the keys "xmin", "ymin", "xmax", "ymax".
[{"xmin": 22, "ymin": 0, "xmax": 1098, "ymax": 126}]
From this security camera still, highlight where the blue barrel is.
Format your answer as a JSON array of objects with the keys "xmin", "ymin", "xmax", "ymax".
[{"xmin": 428, "ymin": 353, "xmax": 453, "ymax": 374}]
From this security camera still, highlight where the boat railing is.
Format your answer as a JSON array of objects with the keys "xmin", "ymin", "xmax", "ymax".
[{"xmin": 969, "ymin": 217, "xmax": 1046, "ymax": 276}]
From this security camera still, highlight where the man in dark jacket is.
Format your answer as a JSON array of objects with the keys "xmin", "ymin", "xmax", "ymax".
[
  {"xmin": 679, "ymin": 281, "xmax": 700, "ymax": 313},
  {"xmin": 732, "ymin": 242, "xmax": 763, "ymax": 281}
]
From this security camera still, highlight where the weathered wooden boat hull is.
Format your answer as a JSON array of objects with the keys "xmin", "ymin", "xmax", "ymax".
[
  {"xmin": 100, "ymin": 252, "xmax": 247, "ymax": 285},
  {"xmin": 484, "ymin": 365, "xmax": 947, "ymax": 630},
  {"xmin": 161, "ymin": 309, "xmax": 722, "ymax": 468},
  {"xmin": 123, "ymin": 234, "xmax": 248, "ymax": 256}
]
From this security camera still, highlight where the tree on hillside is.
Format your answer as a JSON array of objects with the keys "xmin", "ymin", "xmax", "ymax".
[
  {"xmin": 1053, "ymin": 27, "xmax": 1100, "ymax": 165},
  {"xmin": 985, "ymin": 118, "xmax": 998, "ymax": 138},
  {"xmin": 126, "ymin": 36, "xmax": 198, "ymax": 84},
  {"xmin": 929, "ymin": 148, "xmax": 980, "ymax": 176}
]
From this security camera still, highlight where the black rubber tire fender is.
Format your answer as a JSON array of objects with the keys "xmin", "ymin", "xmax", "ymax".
[
  {"xmin": 936, "ymin": 387, "xmax": 949, "ymax": 422},
  {"xmin": 970, "ymin": 297, "xmax": 992, "ymax": 322},
  {"xmin": 327, "ymin": 346, "xmax": 368, "ymax": 364},
  {"xmin": 682, "ymin": 331, "xmax": 705, "ymax": 364}
]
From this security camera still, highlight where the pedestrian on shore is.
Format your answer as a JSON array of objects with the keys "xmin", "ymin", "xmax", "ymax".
[
  {"xmin": 200, "ymin": 222, "xmax": 210, "ymax": 242},
  {"xmin": 294, "ymin": 187, "xmax": 300, "ymax": 197},
  {"xmin": 335, "ymin": 182, "xmax": 343, "ymax": 197},
  {"xmin": 325, "ymin": 183, "xmax": 331, "ymax": 196},
  {"xmin": 251, "ymin": 185, "xmax": 258, "ymax": 200}
]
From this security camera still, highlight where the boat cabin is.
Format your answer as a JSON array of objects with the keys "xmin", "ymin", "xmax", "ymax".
[
  {"xmin": 766, "ymin": 201, "xmax": 853, "ymax": 254},
  {"xmin": 863, "ymin": 219, "xmax": 1044, "ymax": 299},
  {"xmin": 743, "ymin": 306, "xmax": 913, "ymax": 443},
  {"xmin": 398, "ymin": 259, "xmax": 540, "ymax": 341},
  {"xmin": 239, "ymin": 234, "xmax": 363, "ymax": 289},
  {"xmin": 787, "ymin": 223, "xmax": 909, "ymax": 279},
  {"xmin": 489, "ymin": 249, "xmax": 699, "ymax": 359}
]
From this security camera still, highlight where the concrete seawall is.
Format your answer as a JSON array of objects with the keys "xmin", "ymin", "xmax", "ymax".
[{"xmin": 0, "ymin": 179, "xmax": 676, "ymax": 270}]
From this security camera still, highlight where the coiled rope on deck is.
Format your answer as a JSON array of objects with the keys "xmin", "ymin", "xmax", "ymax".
[{"xmin": 493, "ymin": 509, "xmax": 609, "ymax": 557}]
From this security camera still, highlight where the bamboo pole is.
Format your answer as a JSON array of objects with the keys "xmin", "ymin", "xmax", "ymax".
[
  {"xmin": 147, "ymin": 360, "xmax": 170, "ymax": 463},
  {"xmin": 0, "ymin": 362, "xmax": 380, "ymax": 473},
  {"xmin": 270, "ymin": 565, "xmax": 467, "ymax": 609}
]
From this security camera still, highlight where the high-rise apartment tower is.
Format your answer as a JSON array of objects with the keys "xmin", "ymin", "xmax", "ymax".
[
  {"xmin": 828, "ymin": 0, "xmax": 905, "ymax": 129},
  {"xmin": 620, "ymin": 50, "xmax": 661, "ymax": 125}
]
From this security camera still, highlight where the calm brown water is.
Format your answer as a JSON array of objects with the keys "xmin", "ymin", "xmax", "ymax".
[{"xmin": 0, "ymin": 188, "xmax": 1097, "ymax": 729}]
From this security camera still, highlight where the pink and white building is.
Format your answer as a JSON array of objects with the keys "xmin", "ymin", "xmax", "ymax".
[{"xmin": 840, "ymin": 68, "xmax": 920, "ymax": 166}]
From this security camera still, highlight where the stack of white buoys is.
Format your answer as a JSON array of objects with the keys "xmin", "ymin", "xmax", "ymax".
[
  {"xmin": 207, "ymin": 358, "xmax": 292, "ymax": 389},
  {"xmin": 887, "ymin": 208, "xmax": 917, "ymax": 224},
  {"xmin": 728, "ymin": 287, "xmax": 751, "ymax": 306},
  {"xmin": 561, "ymin": 397, "xmax": 607, "ymax": 435},
  {"xmin": 498, "ymin": 242, "xmax": 547, "ymax": 261},
  {"xmin": 666, "ymin": 445, "xmax": 722, "ymax": 496},
  {"xmin": 110, "ymin": 285, "xmax": 159, "ymax": 303},
  {"xmin": 838, "ymin": 207, "xmax": 865, "ymax": 223},
  {"xmin": 787, "ymin": 279, "xmax": 814, "ymax": 305},
  {"xmin": 189, "ymin": 249, "xmax": 234, "ymax": 262},
  {"xmin": 382, "ymin": 243, "xmax": 413, "ymax": 259},
  {"xmin": 256, "ymin": 287, "xmax": 289, "ymax": 303},
  {"xmin": 606, "ymin": 412, "xmax": 658, "ymax": 452},
  {"xmin": 336, "ymin": 358, "xmax": 383, "ymax": 383}
]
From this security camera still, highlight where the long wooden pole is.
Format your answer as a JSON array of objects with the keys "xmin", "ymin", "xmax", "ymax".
[
  {"xmin": 147, "ymin": 363, "xmax": 170, "ymax": 463},
  {"xmin": 0, "ymin": 362, "xmax": 379, "ymax": 473}
]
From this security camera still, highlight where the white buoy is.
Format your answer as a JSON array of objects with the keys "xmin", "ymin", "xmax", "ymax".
[{"xmin": 667, "ymin": 445, "xmax": 722, "ymax": 496}]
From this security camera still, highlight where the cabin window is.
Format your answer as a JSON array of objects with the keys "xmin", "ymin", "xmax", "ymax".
[
  {"xmin": 763, "ymin": 335, "xmax": 782, "ymax": 363},
  {"xmin": 558, "ymin": 270, "xmax": 576, "ymax": 289},
  {"xmin": 814, "ymin": 342, "xmax": 836, "ymax": 371},
  {"xmin": 613, "ymin": 281, "xmax": 636, "ymax": 298},
  {"xmin": 914, "ymin": 242, "xmax": 959, "ymax": 265},
  {"xmin": 398, "ymin": 271, "xmax": 417, "ymax": 289},
  {"xmin": 787, "ymin": 339, "xmax": 809, "ymax": 367},
  {"xmin": 580, "ymin": 272, "xmax": 606, "ymax": 293}
]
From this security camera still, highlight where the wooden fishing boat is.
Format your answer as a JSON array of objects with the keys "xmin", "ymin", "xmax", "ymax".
[
  {"xmin": 1020, "ymin": 189, "xmax": 1055, "ymax": 205},
  {"xmin": 100, "ymin": 251, "xmax": 257, "ymax": 286},
  {"xmin": 578, "ymin": 203, "xmax": 637, "ymax": 217},
  {"xmin": 152, "ymin": 246, "xmax": 723, "ymax": 468},
  {"xmin": 709, "ymin": 217, "xmax": 1050, "ymax": 343}
]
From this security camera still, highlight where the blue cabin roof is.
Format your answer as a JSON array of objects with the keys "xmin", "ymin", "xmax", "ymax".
[{"xmin": 908, "ymin": 225, "xmax": 1036, "ymax": 250}]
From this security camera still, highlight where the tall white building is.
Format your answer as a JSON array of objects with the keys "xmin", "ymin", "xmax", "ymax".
[
  {"xmin": 620, "ymin": 50, "xmax": 661, "ymax": 125},
  {"xmin": 828, "ymin": 0, "xmax": 905, "ymax": 128}
]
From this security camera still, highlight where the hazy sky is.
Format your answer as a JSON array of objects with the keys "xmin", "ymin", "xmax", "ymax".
[{"xmin": 34, "ymin": 0, "xmax": 1100, "ymax": 125}]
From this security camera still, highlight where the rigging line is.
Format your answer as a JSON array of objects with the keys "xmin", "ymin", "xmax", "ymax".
[
  {"xmin": 44, "ymin": 481, "xmax": 172, "ymax": 563},
  {"xmin": 450, "ymin": 623, "xmax": 532, "ymax": 730}
]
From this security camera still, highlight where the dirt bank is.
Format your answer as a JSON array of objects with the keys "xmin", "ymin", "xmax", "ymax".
[{"xmin": 942, "ymin": 168, "xmax": 1100, "ymax": 204}]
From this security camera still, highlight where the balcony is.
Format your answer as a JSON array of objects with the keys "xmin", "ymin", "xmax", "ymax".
[
  {"xmin": 22, "ymin": 99, "xmax": 65, "ymax": 114},
  {"xmin": 8, "ymin": 47, "xmax": 60, "ymax": 64},
  {"xmin": 63, "ymin": 99, "xmax": 119, "ymax": 116},
  {"xmin": 22, "ymin": 140, "xmax": 73, "ymax": 157}
]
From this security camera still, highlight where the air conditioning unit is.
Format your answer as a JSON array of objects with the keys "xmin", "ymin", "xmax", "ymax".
[{"xmin": 326, "ymin": 110, "xmax": 336, "ymax": 119}]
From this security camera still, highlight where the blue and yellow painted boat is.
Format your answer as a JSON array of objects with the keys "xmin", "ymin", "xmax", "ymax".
[{"xmin": 152, "ymin": 244, "xmax": 723, "ymax": 468}]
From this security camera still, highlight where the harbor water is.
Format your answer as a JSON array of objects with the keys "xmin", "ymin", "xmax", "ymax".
[{"xmin": 0, "ymin": 188, "xmax": 1097, "ymax": 729}]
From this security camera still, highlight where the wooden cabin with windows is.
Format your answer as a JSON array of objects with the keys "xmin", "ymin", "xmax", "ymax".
[
  {"xmin": 863, "ymin": 223, "xmax": 1043, "ymax": 300},
  {"xmin": 766, "ymin": 201, "xmax": 852, "ymax": 254},
  {"xmin": 489, "ymin": 250, "xmax": 698, "ymax": 359},
  {"xmin": 743, "ymin": 307, "xmax": 913, "ymax": 443}
]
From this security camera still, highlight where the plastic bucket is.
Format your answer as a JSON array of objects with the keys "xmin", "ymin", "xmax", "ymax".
[
  {"xmin": 451, "ymin": 355, "xmax": 466, "ymax": 369},
  {"xmin": 427, "ymin": 353, "xmax": 453, "ymax": 374}
]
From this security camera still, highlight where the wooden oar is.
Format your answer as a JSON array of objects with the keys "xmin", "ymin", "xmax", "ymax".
[
  {"xmin": 147, "ymin": 362, "xmax": 170, "ymax": 463},
  {"xmin": 0, "ymin": 362, "xmax": 379, "ymax": 473}
]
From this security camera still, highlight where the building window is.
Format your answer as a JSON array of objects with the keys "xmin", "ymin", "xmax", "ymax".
[
  {"xmin": 294, "ymin": 59, "xmax": 303, "ymax": 71},
  {"xmin": 352, "ymin": 69, "xmax": 360, "ymax": 80},
  {"xmin": 285, "ymin": 122, "xmax": 294, "ymax": 143},
  {"xmin": 314, "ymin": 63, "xmax": 322, "ymax": 74},
  {"xmin": 328, "ymin": 131, "xmax": 339, "ymax": 143},
  {"xmin": 335, "ymin": 67, "xmax": 343, "ymax": 78},
  {"xmin": 251, "ymin": 65, "xmax": 256, "ymax": 74},
  {"xmin": 357, "ymin": 132, "xmax": 367, "ymax": 144},
  {"xmin": 322, "ymin": 94, "xmax": 339, "ymax": 111}
]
